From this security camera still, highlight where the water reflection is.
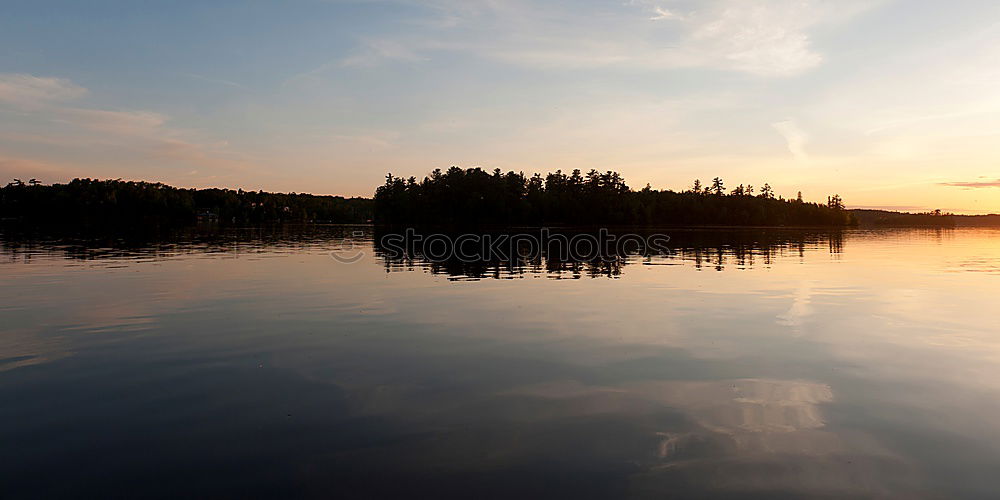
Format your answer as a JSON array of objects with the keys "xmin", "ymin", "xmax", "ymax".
[
  {"xmin": 374, "ymin": 227, "xmax": 846, "ymax": 279},
  {"xmin": 2, "ymin": 226, "xmax": 1000, "ymax": 498},
  {"xmin": 0, "ymin": 225, "xmax": 370, "ymax": 265},
  {"xmin": 2, "ymin": 226, "xmax": 847, "ymax": 278}
]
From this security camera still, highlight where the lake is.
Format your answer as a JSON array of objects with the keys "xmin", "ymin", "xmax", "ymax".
[{"xmin": 2, "ymin": 226, "xmax": 1000, "ymax": 498}]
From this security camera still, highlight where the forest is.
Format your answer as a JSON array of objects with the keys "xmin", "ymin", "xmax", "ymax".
[
  {"xmin": 12, "ymin": 170, "xmax": 974, "ymax": 229},
  {"xmin": 375, "ymin": 167, "xmax": 857, "ymax": 227},
  {"xmin": 0, "ymin": 178, "xmax": 373, "ymax": 227}
]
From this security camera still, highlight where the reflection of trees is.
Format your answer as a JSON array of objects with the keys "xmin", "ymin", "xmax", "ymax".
[
  {"xmin": 829, "ymin": 231, "xmax": 844, "ymax": 255},
  {"xmin": 2, "ymin": 226, "xmax": 851, "ymax": 279},
  {"xmin": 0, "ymin": 225, "xmax": 373, "ymax": 264},
  {"xmin": 375, "ymin": 228, "xmax": 849, "ymax": 278},
  {"xmin": 410, "ymin": 257, "xmax": 627, "ymax": 280}
]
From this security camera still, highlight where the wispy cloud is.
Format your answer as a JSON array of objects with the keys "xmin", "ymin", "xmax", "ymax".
[
  {"xmin": 0, "ymin": 155, "xmax": 86, "ymax": 181},
  {"xmin": 284, "ymin": 38, "xmax": 427, "ymax": 86},
  {"xmin": 688, "ymin": 1, "xmax": 823, "ymax": 76},
  {"xmin": 649, "ymin": 7, "xmax": 680, "ymax": 21},
  {"xmin": 181, "ymin": 73, "xmax": 247, "ymax": 89},
  {"xmin": 0, "ymin": 73, "xmax": 258, "ymax": 181},
  {"xmin": 340, "ymin": 39, "xmax": 428, "ymax": 68},
  {"xmin": 941, "ymin": 179, "xmax": 1000, "ymax": 188},
  {"xmin": 332, "ymin": 0, "xmax": 877, "ymax": 77},
  {"xmin": 0, "ymin": 73, "xmax": 87, "ymax": 107},
  {"xmin": 57, "ymin": 108, "xmax": 169, "ymax": 136},
  {"xmin": 772, "ymin": 119, "xmax": 809, "ymax": 161},
  {"xmin": 329, "ymin": 131, "xmax": 400, "ymax": 150},
  {"xmin": 865, "ymin": 110, "xmax": 1000, "ymax": 135}
]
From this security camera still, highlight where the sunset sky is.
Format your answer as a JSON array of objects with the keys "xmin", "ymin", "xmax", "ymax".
[{"xmin": 2, "ymin": 0, "xmax": 999, "ymax": 213}]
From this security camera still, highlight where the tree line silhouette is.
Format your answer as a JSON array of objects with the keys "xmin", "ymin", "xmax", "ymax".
[
  {"xmin": 2, "ymin": 170, "xmax": 858, "ymax": 228},
  {"xmin": 375, "ymin": 167, "xmax": 856, "ymax": 226},
  {"xmin": 850, "ymin": 209, "xmax": 956, "ymax": 227},
  {"xmin": 1, "ymin": 178, "xmax": 373, "ymax": 227}
]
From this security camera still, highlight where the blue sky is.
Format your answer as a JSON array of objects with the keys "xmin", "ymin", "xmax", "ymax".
[{"xmin": 2, "ymin": 0, "xmax": 1000, "ymax": 212}]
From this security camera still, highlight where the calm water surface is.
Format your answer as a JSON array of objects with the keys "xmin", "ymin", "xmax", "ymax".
[{"xmin": 2, "ymin": 227, "xmax": 1000, "ymax": 498}]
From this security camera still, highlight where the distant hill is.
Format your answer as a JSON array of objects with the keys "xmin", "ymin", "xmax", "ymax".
[
  {"xmin": 849, "ymin": 209, "xmax": 1000, "ymax": 227},
  {"xmin": 849, "ymin": 209, "xmax": 955, "ymax": 227},
  {"xmin": 954, "ymin": 214, "xmax": 1000, "ymax": 227}
]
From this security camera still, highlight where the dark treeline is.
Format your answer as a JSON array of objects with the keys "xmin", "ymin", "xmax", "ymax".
[
  {"xmin": 0, "ymin": 178, "xmax": 373, "ymax": 227},
  {"xmin": 375, "ymin": 167, "xmax": 855, "ymax": 226},
  {"xmin": 850, "ymin": 209, "xmax": 956, "ymax": 228},
  {"xmin": 956, "ymin": 214, "xmax": 1000, "ymax": 227}
]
